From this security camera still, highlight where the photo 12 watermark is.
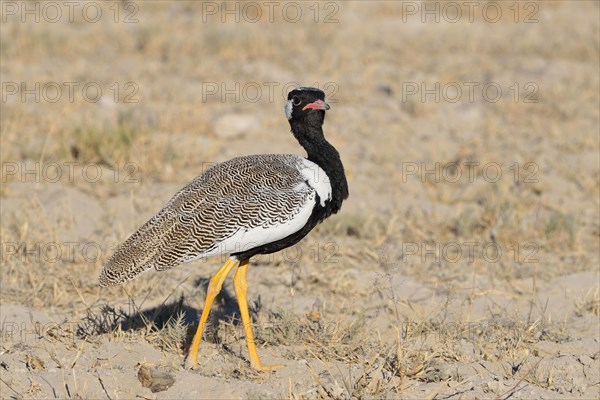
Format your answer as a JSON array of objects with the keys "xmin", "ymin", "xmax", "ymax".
[
  {"xmin": 1, "ymin": 1, "xmax": 139, "ymax": 24},
  {"xmin": 399, "ymin": 320, "xmax": 548, "ymax": 344},
  {"xmin": 199, "ymin": 1, "xmax": 339, "ymax": 24},
  {"xmin": 400, "ymin": 161, "xmax": 539, "ymax": 184},
  {"xmin": 200, "ymin": 81, "xmax": 339, "ymax": 104},
  {"xmin": 2, "ymin": 82, "xmax": 139, "ymax": 104},
  {"xmin": 0, "ymin": 240, "xmax": 340, "ymax": 265},
  {"xmin": 401, "ymin": 81, "xmax": 539, "ymax": 104},
  {"xmin": 0, "ymin": 318, "xmax": 550, "ymax": 346},
  {"xmin": 398, "ymin": 241, "xmax": 540, "ymax": 265},
  {"xmin": 399, "ymin": 1, "xmax": 540, "ymax": 24},
  {"xmin": 1, "ymin": 161, "xmax": 141, "ymax": 184}
]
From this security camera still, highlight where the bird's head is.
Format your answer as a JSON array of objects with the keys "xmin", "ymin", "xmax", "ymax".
[{"xmin": 285, "ymin": 87, "xmax": 330, "ymax": 127}]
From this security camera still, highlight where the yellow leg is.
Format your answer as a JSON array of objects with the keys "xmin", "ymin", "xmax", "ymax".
[
  {"xmin": 233, "ymin": 259, "xmax": 282, "ymax": 371},
  {"xmin": 185, "ymin": 258, "xmax": 237, "ymax": 369}
]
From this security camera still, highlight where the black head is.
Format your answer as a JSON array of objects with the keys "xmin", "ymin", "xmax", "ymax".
[{"xmin": 285, "ymin": 87, "xmax": 330, "ymax": 126}]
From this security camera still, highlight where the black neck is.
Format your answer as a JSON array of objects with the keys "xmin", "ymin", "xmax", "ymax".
[{"xmin": 290, "ymin": 120, "xmax": 349, "ymax": 214}]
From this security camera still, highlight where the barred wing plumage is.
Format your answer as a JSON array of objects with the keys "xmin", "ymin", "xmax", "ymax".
[{"xmin": 99, "ymin": 154, "xmax": 320, "ymax": 286}]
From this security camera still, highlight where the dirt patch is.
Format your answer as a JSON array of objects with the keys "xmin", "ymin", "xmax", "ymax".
[{"xmin": 1, "ymin": 1, "xmax": 599, "ymax": 398}]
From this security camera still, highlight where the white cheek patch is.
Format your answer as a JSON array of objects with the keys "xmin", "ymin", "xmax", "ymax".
[{"xmin": 284, "ymin": 100, "xmax": 293, "ymax": 120}]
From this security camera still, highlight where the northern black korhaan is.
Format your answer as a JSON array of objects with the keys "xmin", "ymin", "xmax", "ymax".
[{"xmin": 99, "ymin": 87, "xmax": 349, "ymax": 371}]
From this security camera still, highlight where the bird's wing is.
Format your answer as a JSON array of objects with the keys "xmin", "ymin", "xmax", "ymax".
[{"xmin": 99, "ymin": 154, "xmax": 318, "ymax": 286}]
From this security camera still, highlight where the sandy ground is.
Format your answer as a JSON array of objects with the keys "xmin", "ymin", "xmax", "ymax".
[{"xmin": 1, "ymin": 1, "xmax": 599, "ymax": 399}]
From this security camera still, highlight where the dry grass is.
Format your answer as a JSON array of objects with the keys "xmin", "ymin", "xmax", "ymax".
[
  {"xmin": 575, "ymin": 286, "xmax": 600, "ymax": 316},
  {"xmin": 1, "ymin": 1, "xmax": 598, "ymax": 398}
]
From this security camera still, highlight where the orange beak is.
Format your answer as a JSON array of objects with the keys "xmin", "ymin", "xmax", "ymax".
[{"xmin": 302, "ymin": 99, "xmax": 330, "ymax": 111}]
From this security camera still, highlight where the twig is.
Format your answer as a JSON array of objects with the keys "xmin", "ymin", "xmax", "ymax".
[
  {"xmin": 498, "ymin": 357, "xmax": 544, "ymax": 400},
  {"xmin": 0, "ymin": 377, "xmax": 24, "ymax": 399},
  {"xmin": 96, "ymin": 374, "xmax": 112, "ymax": 400}
]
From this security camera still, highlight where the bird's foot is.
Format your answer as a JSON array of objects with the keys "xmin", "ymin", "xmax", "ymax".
[
  {"xmin": 250, "ymin": 362, "xmax": 284, "ymax": 372},
  {"xmin": 184, "ymin": 357, "xmax": 199, "ymax": 370}
]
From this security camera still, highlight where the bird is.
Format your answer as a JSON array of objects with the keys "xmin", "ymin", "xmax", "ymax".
[{"xmin": 99, "ymin": 87, "xmax": 349, "ymax": 371}]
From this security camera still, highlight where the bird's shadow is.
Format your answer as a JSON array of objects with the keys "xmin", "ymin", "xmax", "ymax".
[{"xmin": 79, "ymin": 279, "xmax": 246, "ymax": 348}]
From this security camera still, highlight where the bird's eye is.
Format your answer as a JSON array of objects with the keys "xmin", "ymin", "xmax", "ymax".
[{"xmin": 292, "ymin": 96, "xmax": 301, "ymax": 106}]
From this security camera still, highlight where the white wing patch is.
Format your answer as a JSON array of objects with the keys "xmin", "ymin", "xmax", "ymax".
[
  {"xmin": 190, "ymin": 192, "xmax": 315, "ymax": 259},
  {"xmin": 300, "ymin": 159, "xmax": 332, "ymax": 207}
]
